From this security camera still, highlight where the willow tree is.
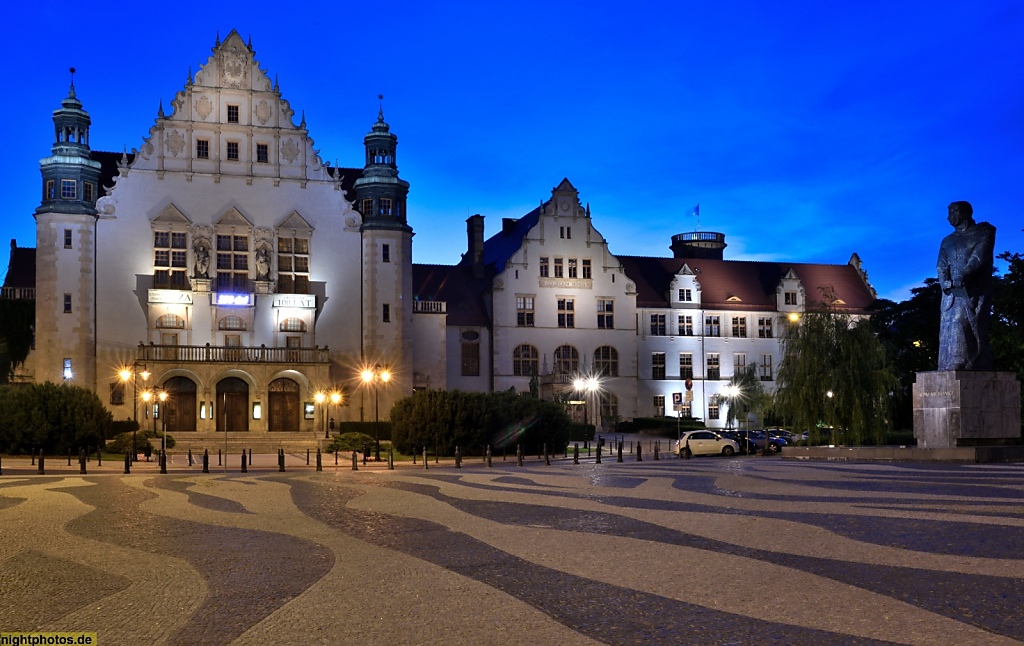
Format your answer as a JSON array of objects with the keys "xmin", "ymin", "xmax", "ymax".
[{"xmin": 772, "ymin": 291, "xmax": 897, "ymax": 445}]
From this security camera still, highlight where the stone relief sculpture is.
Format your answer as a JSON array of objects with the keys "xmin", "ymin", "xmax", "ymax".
[
  {"xmin": 937, "ymin": 201, "xmax": 995, "ymax": 371},
  {"xmin": 255, "ymin": 247, "xmax": 271, "ymax": 280},
  {"xmin": 194, "ymin": 243, "xmax": 210, "ymax": 278}
]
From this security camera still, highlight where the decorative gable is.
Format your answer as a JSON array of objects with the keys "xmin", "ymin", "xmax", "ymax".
[
  {"xmin": 276, "ymin": 210, "xmax": 314, "ymax": 234},
  {"xmin": 216, "ymin": 207, "xmax": 252, "ymax": 228},
  {"xmin": 152, "ymin": 203, "xmax": 191, "ymax": 225}
]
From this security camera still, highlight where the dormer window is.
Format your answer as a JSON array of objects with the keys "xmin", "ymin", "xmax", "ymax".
[
  {"xmin": 678, "ymin": 288, "xmax": 692, "ymax": 302},
  {"xmin": 785, "ymin": 291, "xmax": 798, "ymax": 305}
]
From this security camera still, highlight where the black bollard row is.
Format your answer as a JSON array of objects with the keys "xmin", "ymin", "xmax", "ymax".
[{"xmin": 203, "ymin": 449, "xmax": 210, "ymax": 473}]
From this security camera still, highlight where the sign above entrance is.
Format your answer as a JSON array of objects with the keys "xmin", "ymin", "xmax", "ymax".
[
  {"xmin": 215, "ymin": 293, "xmax": 252, "ymax": 306},
  {"xmin": 272, "ymin": 294, "xmax": 316, "ymax": 309},
  {"xmin": 148, "ymin": 289, "xmax": 194, "ymax": 305}
]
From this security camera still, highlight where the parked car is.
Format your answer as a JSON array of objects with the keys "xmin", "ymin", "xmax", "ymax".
[
  {"xmin": 734, "ymin": 430, "xmax": 785, "ymax": 454},
  {"xmin": 675, "ymin": 431, "xmax": 740, "ymax": 457},
  {"xmin": 719, "ymin": 430, "xmax": 757, "ymax": 455}
]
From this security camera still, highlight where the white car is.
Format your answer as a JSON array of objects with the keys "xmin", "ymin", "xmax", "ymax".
[{"xmin": 676, "ymin": 431, "xmax": 739, "ymax": 457}]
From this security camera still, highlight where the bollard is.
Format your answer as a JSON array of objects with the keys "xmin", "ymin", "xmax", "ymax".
[
  {"xmin": 486, "ymin": 445, "xmax": 492, "ymax": 468},
  {"xmin": 306, "ymin": 448, "xmax": 310, "ymax": 466},
  {"xmin": 335, "ymin": 450, "xmax": 339, "ymax": 466},
  {"xmin": 654, "ymin": 441, "xmax": 660, "ymax": 461},
  {"xmin": 97, "ymin": 447, "xmax": 102, "ymax": 467},
  {"xmin": 0, "ymin": 454, "xmax": 3, "ymax": 476},
  {"xmin": 279, "ymin": 448, "xmax": 286, "ymax": 473},
  {"xmin": 596, "ymin": 444, "xmax": 602, "ymax": 464},
  {"xmin": 637, "ymin": 442, "xmax": 643, "ymax": 462},
  {"xmin": 564, "ymin": 444, "xmax": 568, "ymax": 459},
  {"xmin": 352, "ymin": 451, "xmax": 358, "ymax": 471},
  {"xmin": 38, "ymin": 451, "xmax": 45, "ymax": 475},
  {"xmin": 574, "ymin": 443, "xmax": 579, "ymax": 465},
  {"xmin": 363, "ymin": 449, "xmax": 368, "ymax": 466},
  {"xmin": 32, "ymin": 449, "xmax": 35, "ymax": 466},
  {"xmin": 544, "ymin": 444, "xmax": 550, "ymax": 465},
  {"xmin": 316, "ymin": 448, "xmax": 322, "ymax": 472},
  {"xmin": 435, "ymin": 446, "xmax": 439, "ymax": 465},
  {"xmin": 684, "ymin": 438, "xmax": 691, "ymax": 460},
  {"xmin": 124, "ymin": 451, "xmax": 131, "ymax": 474},
  {"xmin": 68, "ymin": 449, "xmax": 72, "ymax": 466},
  {"xmin": 516, "ymin": 444, "xmax": 523, "ymax": 467},
  {"xmin": 412, "ymin": 450, "xmax": 417, "ymax": 464},
  {"xmin": 423, "ymin": 447, "xmax": 428, "ymax": 470},
  {"xmin": 248, "ymin": 449, "xmax": 252, "ymax": 466},
  {"xmin": 630, "ymin": 440, "xmax": 634, "ymax": 454},
  {"xmin": 388, "ymin": 445, "xmax": 394, "ymax": 470},
  {"xmin": 188, "ymin": 449, "xmax": 193, "ymax": 467},
  {"xmin": 617, "ymin": 441, "xmax": 623, "ymax": 463},
  {"xmin": 218, "ymin": 448, "xmax": 222, "ymax": 466},
  {"xmin": 241, "ymin": 450, "xmax": 247, "ymax": 473},
  {"xmin": 503, "ymin": 445, "xmax": 507, "ymax": 461},
  {"xmin": 79, "ymin": 449, "xmax": 87, "ymax": 475},
  {"xmin": 455, "ymin": 446, "xmax": 462, "ymax": 468},
  {"xmin": 160, "ymin": 450, "xmax": 167, "ymax": 474},
  {"xmin": 203, "ymin": 449, "xmax": 209, "ymax": 473}
]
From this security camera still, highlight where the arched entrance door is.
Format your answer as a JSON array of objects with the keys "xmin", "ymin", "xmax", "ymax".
[
  {"xmin": 267, "ymin": 378, "xmax": 300, "ymax": 432},
  {"xmin": 163, "ymin": 376, "xmax": 197, "ymax": 432},
  {"xmin": 216, "ymin": 377, "xmax": 249, "ymax": 432}
]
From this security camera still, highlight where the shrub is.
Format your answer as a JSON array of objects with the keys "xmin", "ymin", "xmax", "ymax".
[{"xmin": 327, "ymin": 432, "xmax": 375, "ymax": 453}]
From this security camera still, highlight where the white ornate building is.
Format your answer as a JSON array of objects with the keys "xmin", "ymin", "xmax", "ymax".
[{"xmin": 16, "ymin": 31, "xmax": 877, "ymax": 439}]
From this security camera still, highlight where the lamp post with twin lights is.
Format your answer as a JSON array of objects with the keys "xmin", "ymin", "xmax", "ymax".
[
  {"xmin": 118, "ymin": 364, "xmax": 150, "ymax": 463},
  {"xmin": 361, "ymin": 367, "xmax": 391, "ymax": 461}
]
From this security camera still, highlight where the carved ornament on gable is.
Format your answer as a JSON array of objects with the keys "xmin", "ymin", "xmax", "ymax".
[{"xmin": 195, "ymin": 95, "xmax": 213, "ymax": 121}]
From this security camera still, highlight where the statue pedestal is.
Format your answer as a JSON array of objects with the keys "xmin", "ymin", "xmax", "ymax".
[
  {"xmin": 190, "ymin": 277, "xmax": 211, "ymax": 293},
  {"xmin": 913, "ymin": 371, "xmax": 1021, "ymax": 448},
  {"xmin": 254, "ymin": 280, "xmax": 274, "ymax": 295}
]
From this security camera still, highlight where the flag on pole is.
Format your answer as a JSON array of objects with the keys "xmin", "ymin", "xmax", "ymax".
[{"xmin": 688, "ymin": 204, "xmax": 700, "ymax": 218}]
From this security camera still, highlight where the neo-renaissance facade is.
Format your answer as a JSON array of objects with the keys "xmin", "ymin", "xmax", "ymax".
[{"xmin": 6, "ymin": 31, "xmax": 877, "ymax": 438}]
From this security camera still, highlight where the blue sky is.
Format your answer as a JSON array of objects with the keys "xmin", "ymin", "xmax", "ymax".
[{"xmin": 2, "ymin": 1, "xmax": 1022, "ymax": 301}]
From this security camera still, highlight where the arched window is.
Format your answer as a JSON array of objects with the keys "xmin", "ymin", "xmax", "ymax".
[
  {"xmin": 553, "ymin": 344, "xmax": 579, "ymax": 375},
  {"xmin": 512, "ymin": 344, "xmax": 539, "ymax": 377},
  {"xmin": 593, "ymin": 345, "xmax": 619, "ymax": 377},
  {"xmin": 218, "ymin": 315, "xmax": 246, "ymax": 331},
  {"xmin": 156, "ymin": 313, "xmax": 185, "ymax": 329},
  {"xmin": 280, "ymin": 317, "xmax": 306, "ymax": 332}
]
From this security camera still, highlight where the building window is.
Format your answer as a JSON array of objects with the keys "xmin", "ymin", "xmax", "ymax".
[
  {"xmin": 227, "ymin": 104, "xmax": 239, "ymax": 123},
  {"xmin": 597, "ymin": 299, "xmax": 614, "ymax": 329},
  {"xmin": 708, "ymin": 399, "xmax": 720, "ymax": 420},
  {"xmin": 560, "ymin": 226, "xmax": 571, "ymax": 239},
  {"xmin": 732, "ymin": 317, "xmax": 747, "ymax": 338},
  {"xmin": 276, "ymin": 236, "xmax": 310, "ymax": 294},
  {"xmin": 705, "ymin": 315, "xmax": 721, "ymax": 337},
  {"xmin": 557, "ymin": 298, "xmax": 574, "ymax": 328},
  {"xmin": 63, "ymin": 294, "xmax": 72, "ymax": 313},
  {"xmin": 680, "ymin": 353, "xmax": 693, "ymax": 379},
  {"xmin": 382, "ymin": 244, "xmax": 391, "ymax": 263},
  {"xmin": 45, "ymin": 180, "xmax": 55, "ymax": 200},
  {"xmin": 461, "ymin": 342, "xmax": 480, "ymax": 376},
  {"xmin": 653, "ymin": 395, "xmax": 665, "ymax": 417},
  {"xmin": 539, "ymin": 257, "xmax": 549, "ymax": 278},
  {"xmin": 582, "ymin": 259, "xmax": 592, "ymax": 279},
  {"xmin": 785, "ymin": 291, "xmax": 798, "ymax": 305},
  {"xmin": 280, "ymin": 317, "xmax": 307, "ymax": 332},
  {"xmin": 513, "ymin": 344, "xmax": 539, "ymax": 376},
  {"xmin": 83, "ymin": 182, "xmax": 94, "ymax": 203},
  {"xmin": 652, "ymin": 352, "xmax": 666, "ymax": 380},
  {"xmin": 383, "ymin": 303, "xmax": 391, "ymax": 322},
  {"xmin": 678, "ymin": 315, "xmax": 693, "ymax": 336},
  {"xmin": 761, "ymin": 354, "xmax": 773, "ymax": 381},
  {"xmin": 197, "ymin": 139, "xmax": 210, "ymax": 159},
  {"xmin": 593, "ymin": 345, "xmax": 618, "ymax": 377},
  {"xmin": 678, "ymin": 288, "xmax": 692, "ymax": 302},
  {"xmin": 758, "ymin": 317, "xmax": 774, "ymax": 338},
  {"xmin": 226, "ymin": 141, "xmax": 239, "ymax": 161},
  {"xmin": 63, "ymin": 229, "xmax": 72, "ymax": 249},
  {"xmin": 707, "ymin": 353, "xmax": 720, "ymax": 380},
  {"xmin": 61, "ymin": 179, "xmax": 76, "ymax": 199},
  {"xmin": 110, "ymin": 381, "xmax": 125, "ymax": 406},
  {"xmin": 650, "ymin": 314, "xmax": 666, "ymax": 336},
  {"xmin": 225, "ymin": 334, "xmax": 242, "ymax": 348},
  {"xmin": 734, "ymin": 353, "xmax": 747, "ymax": 375},
  {"xmin": 554, "ymin": 344, "xmax": 579, "ymax": 374},
  {"xmin": 361, "ymin": 198, "xmax": 373, "ymax": 217},
  {"xmin": 554, "ymin": 258, "xmax": 564, "ymax": 278},
  {"xmin": 379, "ymin": 197, "xmax": 392, "ymax": 216},
  {"xmin": 256, "ymin": 143, "xmax": 269, "ymax": 163},
  {"xmin": 153, "ymin": 231, "xmax": 188, "ymax": 289},
  {"xmin": 516, "ymin": 296, "xmax": 535, "ymax": 327},
  {"xmin": 157, "ymin": 313, "xmax": 185, "ymax": 329},
  {"xmin": 567, "ymin": 258, "xmax": 578, "ymax": 279},
  {"xmin": 216, "ymin": 234, "xmax": 249, "ymax": 292},
  {"xmin": 219, "ymin": 315, "xmax": 246, "ymax": 331}
]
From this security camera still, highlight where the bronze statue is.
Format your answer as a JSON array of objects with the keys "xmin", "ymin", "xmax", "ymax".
[{"xmin": 937, "ymin": 201, "xmax": 995, "ymax": 371}]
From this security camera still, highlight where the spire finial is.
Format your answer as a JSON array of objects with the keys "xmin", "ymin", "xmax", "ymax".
[
  {"xmin": 247, "ymin": 34, "xmax": 252, "ymax": 50},
  {"xmin": 158, "ymin": 100, "xmax": 165, "ymax": 118},
  {"xmin": 215, "ymin": 31, "xmax": 221, "ymax": 47},
  {"xmin": 187, "ymin": 66, "xmax": 193, "ymax": 85},
  {"xmin": 68, "ymin": 67, "xmax": 77, "ymax": 96},
  {"xmin": 300, "ymin": 110, "xmax": 306, "ymax": 128},
  {"xmin": 378, "ymin": 94, "xmax": 384, "ymax": 121}
]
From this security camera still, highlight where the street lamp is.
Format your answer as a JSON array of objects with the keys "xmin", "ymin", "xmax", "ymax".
[
  {"xmin": 573, "ymin": 374, "xmax": 602, "ymax": 433},
  {"xmin": 315, "ymin": 391, "xmax": 327, "ymax": 438},
  {"xmin": 159, "ymin": 391, "xmax": 169, "ymax": 455},
  {"xmin": 361, "ymin": 367, "xmax": 391, "ymax": 461},
  {"xmin": 119, "ymin": 364, "xmax": 149, "ymax": 463},
  {"xmin": 329, "ymin": 391, "xmax": 341, "ymax": 438}
]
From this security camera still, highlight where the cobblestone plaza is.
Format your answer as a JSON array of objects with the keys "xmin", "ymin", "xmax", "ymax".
[{"xmin": 2, "ymin": 455, "xmax": 1023, "ymax": 645}]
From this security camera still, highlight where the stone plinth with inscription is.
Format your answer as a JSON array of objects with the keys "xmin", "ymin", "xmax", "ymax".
[{"xmin": 913, "ymin": 371, "xmax": 1021, "ymax": 449}]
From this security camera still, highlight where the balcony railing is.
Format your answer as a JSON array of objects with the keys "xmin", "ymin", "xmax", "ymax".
[
  {"xmin": 1, "ymin": 287, "xmax": 35, "ymax": 300},
  {"xmin": 413, "ymin": 300, "xmax": 446, "ymax": 314},
  {"xmin": 138, "ymin": 344, "xmax": 330, "ymax": 364}
]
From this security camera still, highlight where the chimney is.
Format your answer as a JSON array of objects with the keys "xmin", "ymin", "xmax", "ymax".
[{"xmin": 467, "ymin": 215, "xmax": 485, "ymax": 278}]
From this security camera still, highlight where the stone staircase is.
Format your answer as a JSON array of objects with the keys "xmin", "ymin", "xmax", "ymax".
[{"xmin": 165, "ymin": 432, "xmax": 326, "ymax": 455}]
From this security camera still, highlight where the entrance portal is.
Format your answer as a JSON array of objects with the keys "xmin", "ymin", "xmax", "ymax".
[{"xmin": 216, "ymin": 377, "xmax": 249, "ymax": 432}]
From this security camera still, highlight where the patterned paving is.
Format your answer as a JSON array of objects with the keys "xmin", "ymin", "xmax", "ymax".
[{"xmin": 2, "ymin": 457, "xmax": 1023, "ymax": 645}]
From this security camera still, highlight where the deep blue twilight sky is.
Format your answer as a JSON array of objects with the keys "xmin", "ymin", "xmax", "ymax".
[{"xmin": 2, "ymin": 1, "xmax": 1022, "ymax": 301}]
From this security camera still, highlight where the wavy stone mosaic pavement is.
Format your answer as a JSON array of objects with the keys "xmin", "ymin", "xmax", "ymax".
[{"xmin": 2, "ymin": 457, "xmax": 1024, "ymax": 645}]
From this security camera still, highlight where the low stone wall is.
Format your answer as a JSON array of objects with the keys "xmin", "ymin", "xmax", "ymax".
[{"xmin": 783, "ymin": 445, "xmax": 1024, "ymax": 463}]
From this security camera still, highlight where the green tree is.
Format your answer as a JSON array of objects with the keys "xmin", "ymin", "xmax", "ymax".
[
  {"xmin": 0, "ymin": 298, "xmax": 34, "ymax": 384},
  {"xmin": 0, "ymin": 382, "xmax": 113, "ymax": 454},
  {"xmin": 772, "ymin": 293, "xmax": 898, "ymax": 445},
  {"xmin": 992, "ymin": 251, "xmax": 1024, "ymax": 383}
]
